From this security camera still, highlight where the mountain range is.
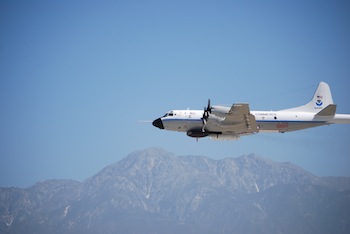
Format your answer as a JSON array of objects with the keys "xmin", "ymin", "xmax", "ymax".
[{"xmin": 1, "ymin": 148, "xmax": 350, "ymax": 233}]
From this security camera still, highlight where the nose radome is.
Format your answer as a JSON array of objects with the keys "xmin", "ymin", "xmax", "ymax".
[{"xmin": 152, "ymin": 118, "xmax": 164, "ymax": 129}]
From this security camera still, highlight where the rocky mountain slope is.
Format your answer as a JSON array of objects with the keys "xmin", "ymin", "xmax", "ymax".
[{"xmin": 1, "ymin": 148, "xmax": 350, "ymax": 233}]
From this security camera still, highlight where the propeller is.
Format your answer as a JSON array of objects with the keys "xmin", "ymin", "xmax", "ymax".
[
  {"xmin": 201, "ymin": 99, "xmax": 211, "ymax": 132},
  {"xmin": 206, "ymin": 99, "xmax": 212, "ymax": 114}
]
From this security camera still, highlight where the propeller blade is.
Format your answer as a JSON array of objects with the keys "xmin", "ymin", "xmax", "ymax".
[
  {"xmin": 201, "ymin": 118, "xmax": 207, "ymax": 132},
  {"xmin": 207, "ymin": 99, "xmax": 211, "ymax": 113},
  {"xmin": 201, "ymin": 98, "xmax": 212, "ymax": 132},
  {"xmin": 202, "ymin": 100, "xmax": 211, "ymax": 132},
  {"xmin": 202, "ymin": 108, "xmax": 209, "ymax": 120}
]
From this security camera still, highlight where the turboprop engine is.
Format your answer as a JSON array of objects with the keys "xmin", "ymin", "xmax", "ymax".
[
  {"xmin": 186, "ymin": 130, "xmax": 209, "ymax": 138},
  {"xmin": 211, "ymin": 105, "xmax": 231, "ymax": 117}
]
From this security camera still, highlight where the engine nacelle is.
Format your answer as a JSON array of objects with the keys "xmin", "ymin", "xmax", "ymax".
[
  {"xmin": 211, "ymin": 105, "xmax": 230, "ymax": 117},
  {"xmin": 187, "ymin": 130, "xmax": 209, "ymax": 138}
]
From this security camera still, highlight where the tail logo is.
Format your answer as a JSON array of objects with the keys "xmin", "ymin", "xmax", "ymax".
[{"xmin": 316, "ymin": 94, "xmax": 323, "ymax": 106}]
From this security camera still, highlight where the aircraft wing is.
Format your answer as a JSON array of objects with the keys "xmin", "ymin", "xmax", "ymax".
[{"xmin": 222, "ymin": 103, "xmax": 258, "ymax": 133}]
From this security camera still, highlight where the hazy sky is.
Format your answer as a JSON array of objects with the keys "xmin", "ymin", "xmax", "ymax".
[{"xmin": 1, "ymin": 0, "xmax": 350, "ymax": 187}]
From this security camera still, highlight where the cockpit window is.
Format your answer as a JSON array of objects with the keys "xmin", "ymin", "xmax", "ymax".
[{"xmin": 163, "ymin": 111, "xmax": 174, "ymax": 117}]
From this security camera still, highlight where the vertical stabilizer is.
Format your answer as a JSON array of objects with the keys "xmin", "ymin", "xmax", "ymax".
[{"xmin": 282, "ymin": 81, "xmax": 334, "ymax": 113}]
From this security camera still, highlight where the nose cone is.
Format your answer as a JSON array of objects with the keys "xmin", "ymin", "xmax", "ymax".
[{"xmin": 152, "ymin": 118, "xmax": 164, "ymax": 129}]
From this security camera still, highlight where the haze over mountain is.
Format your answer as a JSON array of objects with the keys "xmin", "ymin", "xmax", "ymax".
[{"xmin": 1, "ymin": 148, "xmax": 350, "ymax": 234}]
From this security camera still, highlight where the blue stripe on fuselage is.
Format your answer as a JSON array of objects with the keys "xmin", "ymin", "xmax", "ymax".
[
  {"xmin": 256, "ymin": 120, "xmax": 326, "ymax": 123},
  {"xmin": 162, "ymin": 118, "xmax": 202, "ymax": 122}
]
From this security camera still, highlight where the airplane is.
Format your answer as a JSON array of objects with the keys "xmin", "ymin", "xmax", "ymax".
[{"xmin": 152, "ymin": 81, "xmax": 350, "ymax": 140}]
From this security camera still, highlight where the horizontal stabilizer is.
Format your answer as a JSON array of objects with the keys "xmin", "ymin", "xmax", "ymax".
[{"xmin": 315, "ymin": 104, "xmax": 337, "ymax": 116}]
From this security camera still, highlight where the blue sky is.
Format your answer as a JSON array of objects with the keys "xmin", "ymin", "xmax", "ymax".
[{"xmin": 1, "ymin": 0, "xmax": 350, "ymax": 187}]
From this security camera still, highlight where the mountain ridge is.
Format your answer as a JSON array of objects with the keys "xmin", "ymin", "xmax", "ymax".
[{"xmin": 1, "ymin": 148, "xmax": 350, "ymax": 234}]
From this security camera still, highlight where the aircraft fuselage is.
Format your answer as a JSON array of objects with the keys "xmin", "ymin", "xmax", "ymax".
[
  {"xmin": 152, "ymin": 82, "xmax": 350, "ymax": 140},
  {"xmin": 154, "ymin": 109, "xmax": 350, "ymax": 134}
]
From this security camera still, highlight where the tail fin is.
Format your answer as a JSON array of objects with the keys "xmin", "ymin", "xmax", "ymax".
[{"xmin": 282, "ymin": 81, "xmax": 334, "ymax": 113}]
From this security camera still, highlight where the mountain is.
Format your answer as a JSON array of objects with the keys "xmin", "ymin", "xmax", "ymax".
[{"xmin": 1, "ymin": 148, "xmax": 350, "ymax": 234}]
